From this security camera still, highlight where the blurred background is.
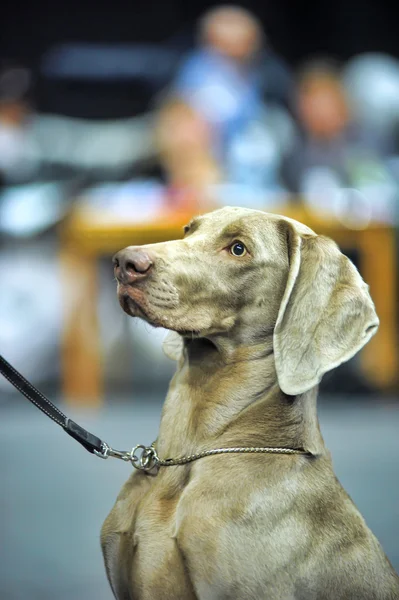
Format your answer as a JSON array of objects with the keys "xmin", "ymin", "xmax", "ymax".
[{"xmin": 0, "ymin": 1, "xmax": 398, "ymax": 598}]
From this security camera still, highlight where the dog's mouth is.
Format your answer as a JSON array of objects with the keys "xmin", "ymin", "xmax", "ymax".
[
  {"xmin": 118, "ymin": 287, "xmax": 152, "ymax": 321},
  {"xmin": 121, "ymin": 294, "xmax": 145, "ymax": 318},
  {"xmin": 118, "ymin": 285, "xmax": 201, "ymax": 337},
  {"xmin": 116, "ymin": 280, "xmax": 143, "ymax": 310}
]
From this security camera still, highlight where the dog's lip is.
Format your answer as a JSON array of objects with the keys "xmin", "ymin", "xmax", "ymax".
[
  {"xmin": 118, "ymin": 290, "xmax": 199, "ymax": 335},
  {"xmin": 121, "ymin": 294, "xmax": 135, "ymax": 313},
  {"xmin": 118, "ymin": 286, "xmax": 147, "ymax": 316},
  {"xmin": 123, "ymin": 296, "xmax": 153, "ymax": 323},
  {"xmin": 118, "ymin": 285, "xmax": 199, "ymax": 334}
]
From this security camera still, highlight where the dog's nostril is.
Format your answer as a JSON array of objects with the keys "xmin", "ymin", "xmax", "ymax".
[
  {"xmin": 114, "ymin": 250, "xmax": 152, "ymax": 278},
  {"xmin": 126, "ymin": 260, "xmax": 139, "ymax": 273},
  {"xmin": 126, "ymin": 254, "xmax": 153, "ymax": 274}
]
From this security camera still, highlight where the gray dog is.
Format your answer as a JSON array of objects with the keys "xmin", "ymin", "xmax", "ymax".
[{"xmin": 102, "ymin": 207, "xmax": 399, "ymax": 599}]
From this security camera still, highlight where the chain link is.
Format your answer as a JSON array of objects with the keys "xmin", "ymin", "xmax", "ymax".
[{"xmin": 153, "ymin": 444, "xmax": 308, "ymax": 468}]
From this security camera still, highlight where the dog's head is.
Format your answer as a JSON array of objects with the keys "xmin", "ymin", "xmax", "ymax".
[{"xmin": 113, "ymin": 206, "xmax": 378, "ymax": 395}]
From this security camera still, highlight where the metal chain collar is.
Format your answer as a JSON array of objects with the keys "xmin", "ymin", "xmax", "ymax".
[{"xmin": 94, "ymin": 442, "xmax": 309, "ymax": 472}]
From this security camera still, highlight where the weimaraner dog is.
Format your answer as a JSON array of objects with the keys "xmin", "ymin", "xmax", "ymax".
[{"xmin": 102, "ymin": 206, "xmax": 399, "ymax": 600}]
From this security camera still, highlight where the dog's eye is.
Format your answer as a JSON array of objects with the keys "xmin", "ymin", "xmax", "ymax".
[{"xmin": 230, "ymin": 242, "xmax": 247, "ymax": 257}]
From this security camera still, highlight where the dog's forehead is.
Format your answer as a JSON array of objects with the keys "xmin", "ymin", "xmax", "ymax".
[
  {"xmin": 195, "ymin": 207, "xmax": 315, "ymax": 239},
  {"xmin": 197, "ymin": 207, "xmax": 272, "ymax": 237}
]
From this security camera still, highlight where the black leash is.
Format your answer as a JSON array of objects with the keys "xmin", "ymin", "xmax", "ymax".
[
  {"xmin": 0, "ymin": 354, "xmax": 106, "ymax": 455},
  {"xmin": 0, "ymin": 353, "xmax": 162, "ymax": 471}
]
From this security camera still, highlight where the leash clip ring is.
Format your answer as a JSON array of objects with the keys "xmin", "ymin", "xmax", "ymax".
[{"xmin": 130, "ymin": 444, "xmax": 159, "ymax": 472}]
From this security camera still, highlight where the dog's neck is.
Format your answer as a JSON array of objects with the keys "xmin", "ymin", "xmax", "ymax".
[{"xmin": 157, "ymin": 335, "xmax": 325, "ymax": 459}]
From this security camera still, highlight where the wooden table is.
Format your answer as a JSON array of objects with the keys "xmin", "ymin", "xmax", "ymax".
[{"xmin": 60, "ymin": 203, "xmax": 398, "ymax": 405}]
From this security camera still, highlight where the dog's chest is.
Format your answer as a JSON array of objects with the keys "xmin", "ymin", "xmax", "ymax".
[{"xmin": 115, "ymin": 471, "xmax": 197, "ymax": 600}]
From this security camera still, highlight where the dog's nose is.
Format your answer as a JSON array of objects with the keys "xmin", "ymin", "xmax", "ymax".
[{"xmin": 113, "ymin": 248, "xmax": 153, "ymax": 283}]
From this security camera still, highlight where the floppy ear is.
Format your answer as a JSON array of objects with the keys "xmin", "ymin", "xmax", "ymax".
[
  {"xmin": 162, "ymin": 331, "xmax": 184, "ymax": 361},
  {"xmin": 273, "ymin": 224, "xmax": 379, "ymax": 396}
]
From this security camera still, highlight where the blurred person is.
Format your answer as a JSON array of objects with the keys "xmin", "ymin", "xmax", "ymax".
[
  {"xmin": 165, "ymin": 5, "xmax": 295, "ymax": 208},
  {"xmin": 0, "ymin": 64, "xmax": 38, "ymax": 183},
  {"xmin": 283, "ymin": 60, "xmax": 398, "ymax": 225},
  {"xmin": 344, "ymin": 53, "xmax": 399, "ymax": 197},
  {"xmin": 343, "ymin": 53, "xmax": 399, "ymax": 143},
  {"xmin": 154, "ymin": 97, "xmax": 220, "ymax": 209}
]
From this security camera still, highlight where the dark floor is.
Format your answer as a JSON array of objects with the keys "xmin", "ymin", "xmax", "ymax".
[{"xmin": 0, "ymin": 393, "xmax": 398, "ymax": 600}]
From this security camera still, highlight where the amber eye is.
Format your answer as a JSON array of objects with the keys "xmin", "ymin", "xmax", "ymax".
[{"xmin": 230, "ymin": 242, "xmax": 247, "ymax": 257}]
